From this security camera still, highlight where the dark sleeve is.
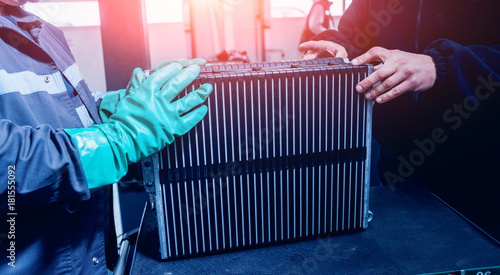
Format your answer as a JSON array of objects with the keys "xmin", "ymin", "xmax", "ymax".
[
  {"xmin": 310, "ymin": 0, "xmax": 371, "ymax": 58},
  {"xmin": 423, "ymin": 39, "xmax": 500, "ymax": 107},
  {"xmin": 0, "ymin": 120, "xmax": 90, "ymax": 212}
]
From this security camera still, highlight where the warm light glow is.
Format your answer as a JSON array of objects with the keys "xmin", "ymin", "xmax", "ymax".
[
  {"xmin": 270, "ymin": 0, "xmax": 311, "ymax": 18},
  {"xmin": 270, "ymin": 0, "xmax": 352, "ymax": 18},
  {"xmin": 23, "ymin": 1, "xmax": 351, "ymax": 27},
  {"xmin": 23, "ymin": 0, "xmax": 184, "ymax": 27},
  {"xmin": 23, "ymin": 1, "xmax": 101, "ymax": 27},
  {"xmin": 146, "ymin": 0, "xmax": 183, "ymax": 24}
]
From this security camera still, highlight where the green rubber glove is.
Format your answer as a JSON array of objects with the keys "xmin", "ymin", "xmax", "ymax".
[
  {"xmin": 99, "ymin": 58, "xmax": 207, "ymax": 123},
  {"xmin": 64, "ymin": 64, "xmax": 212, "ymax": 189}
]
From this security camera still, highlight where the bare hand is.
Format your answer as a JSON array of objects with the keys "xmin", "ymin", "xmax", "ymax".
[
  {"xmin": 299, "ymin": 40, "xmax": 348, "ymax": 60},
  {"xmin": 352, "ymin": 47, "xmax": 436, "ymax": 103}
]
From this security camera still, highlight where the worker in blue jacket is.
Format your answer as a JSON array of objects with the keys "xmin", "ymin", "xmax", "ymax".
[
  {"xmin": 300, "ymin": 0, "xmax": 500, "ymax": 240},
  {"xmin": 0, "ymin": 1, "xmax": 212, "ymax": 273}
]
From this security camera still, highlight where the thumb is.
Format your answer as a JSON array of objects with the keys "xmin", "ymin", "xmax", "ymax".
[
  {"xmin": 352, "ymin": 47, "xmax": 387, "ymax": 65},
  {"xmin": 300, "ymin": 51, "xmax": 318, "ymax": 60},
  {"xmin": 127, "ymin": 68, "xmax": 147, "ymax": 90}
]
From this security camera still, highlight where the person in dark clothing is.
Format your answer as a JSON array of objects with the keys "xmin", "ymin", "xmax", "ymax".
[
  {"xmin": 299, "ymin": 0, "xmax": 335, "ymax": 45},
  {"xmin": 299, "ymin": 0, "xmax": 500, "ymax": 241}
]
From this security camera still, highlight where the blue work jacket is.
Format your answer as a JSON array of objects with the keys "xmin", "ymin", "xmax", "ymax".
[{"xmin": 0, "ymin": 6, "xmax": 112, "ymax": 274}]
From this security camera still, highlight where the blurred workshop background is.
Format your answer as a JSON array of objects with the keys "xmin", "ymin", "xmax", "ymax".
[{"xmin": 23, "ymin": 0, "xmax": 352, "ymax": 93}]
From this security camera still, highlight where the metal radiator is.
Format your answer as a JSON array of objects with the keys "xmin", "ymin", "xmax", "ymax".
[{"xmin": 142, "ymin": 57, "xmax": 373, "ymax": 260}]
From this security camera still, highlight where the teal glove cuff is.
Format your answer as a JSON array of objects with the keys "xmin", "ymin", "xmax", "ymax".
[{"xmin": 64, "ymin": 126, "xmax": 128, "ymax": 189}]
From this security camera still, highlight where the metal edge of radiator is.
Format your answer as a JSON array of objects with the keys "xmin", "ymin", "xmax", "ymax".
[{"xmin": 362, "ymin": 65, "xmax": 374, "ymax": 229}]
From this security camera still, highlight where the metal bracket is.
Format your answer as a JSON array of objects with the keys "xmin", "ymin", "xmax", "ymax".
[
  {"xmin": 367, "ymin": 210, "xmax": 374, "ymax": 223},
  {"xmin": 141, "ymin": 154, "xmax": 159, "ymax": 210}
]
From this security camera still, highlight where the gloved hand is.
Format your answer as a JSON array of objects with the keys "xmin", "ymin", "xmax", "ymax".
[
  {"xmin": 64, "ymin": 64, "xmax": 212, "ymax": 189},
  {"xmin": 99, "ymin": 58, "xmax": 207, "ymax": 123}
]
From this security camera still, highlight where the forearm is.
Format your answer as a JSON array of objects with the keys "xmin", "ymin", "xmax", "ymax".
[
  {"xmin": 0, "ymin": 120, "xmax": 90, "ymax": 212},
  {"xmin": 424, "ymin": 39, "xmax": 500, "ymax": 102}
]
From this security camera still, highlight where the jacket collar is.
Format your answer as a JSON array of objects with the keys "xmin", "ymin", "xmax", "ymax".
[{"xmin": 0, "ymin": 6, "xmax": 41, "ymax": 29}]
